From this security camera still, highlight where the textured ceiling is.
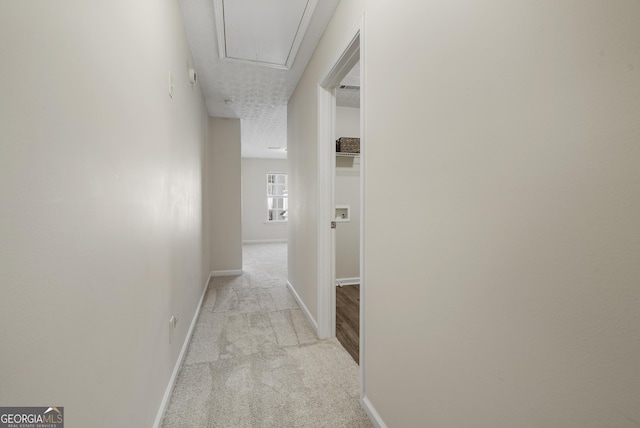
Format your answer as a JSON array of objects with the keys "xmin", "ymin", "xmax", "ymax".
[{"xmin": 178, "ymin": 0, "xmax": 340, "ymax": 158}]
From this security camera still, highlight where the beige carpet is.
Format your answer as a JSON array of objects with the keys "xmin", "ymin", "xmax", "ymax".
[{"xmin": 162, "ymin": 243, "xmax": 372, "ymax": 428}]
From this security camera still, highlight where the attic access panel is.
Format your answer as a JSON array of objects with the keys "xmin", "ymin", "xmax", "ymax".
[{"xmin": 214, "ymin": 0, "xmax": 318, "ymax": 69}]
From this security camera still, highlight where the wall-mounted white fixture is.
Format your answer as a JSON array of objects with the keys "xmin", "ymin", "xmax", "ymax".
[
  {"xmin": 188, "ymin": 68, "xmax": 197, "ymax": 85},
  {"xmin": 335, "ymin": 205, "xmax": 350, "ymax": 222}
]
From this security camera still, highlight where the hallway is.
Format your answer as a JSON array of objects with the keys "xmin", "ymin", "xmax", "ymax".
[{"xmin": 161, "ymin": 243, "xmax": 372, "ymax": 427}]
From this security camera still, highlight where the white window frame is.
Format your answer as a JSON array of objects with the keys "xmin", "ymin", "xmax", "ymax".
[{"xmin": 266, "ymin": 172, "xmax": 288, "ymax": 222}]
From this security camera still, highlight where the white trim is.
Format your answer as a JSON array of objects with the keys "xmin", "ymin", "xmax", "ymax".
[
  {"xmin": 210, "ymin": 269, "xmax": 243, "ymax": 277},
  {"xmin": 336, "ymin": 277, "xmax": 360, "ymax": 286},
  {"xmin": 286, "ymin": 0, "xmax": 319, "ymax": 70},
  {"xmin": 243, "ymin": 239, "xmax": 287, "ymax": 244},
  {"xmin": 358, "ymin": 13, "xmax": 367, "ymax": 402},
  {"xmin": 262, "ymin": 220, "xmax": 288, "ymax": 225},
  {"xmin": 212, "ymin": 0, "xmax": 225, "ymax": 61},
  {"xmin": 153, "ymin": 272, "xmax": 213, "ymax": 428},
  {"xmin": 286, "ymin": 280, "xmax": 318, "ymax": 334},
  {"xmin": 319, "ymin": 26, "xmax": 361, "ymax": 89},
  {"xmin": 317, "ymin": 83, "xmax": 336, "ymax": 339},
  {"xmin": 361, "ymin": 396, "xmax": 387, "ymax": 428}
]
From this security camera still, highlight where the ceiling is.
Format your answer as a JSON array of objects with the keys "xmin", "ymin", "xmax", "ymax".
[
  {"xmin": 178, "ymin": 0, "xmax": 340, "ymax": 159},
  {"xmin": 337, "ymin": 61, "xmax": 360, "ymax": 108}
]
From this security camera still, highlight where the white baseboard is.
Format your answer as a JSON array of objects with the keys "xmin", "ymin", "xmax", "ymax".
[
  {"xmin": 336, "ymin": 277, "xmax": 360, "ymax": 286},
  {"xmin": 242, "ymin": 239, "xmax": 288, "ymax": 244},
  {"xmin": 153, "ymin": 272, "xmax": 212, "ymax": 428},
  {"xmin": 286, "ymin": 280, "xmax": 318, "ymax": 334},
  {"xmin": 361, "ymin": 395, "xmax": 388, "ymax": 428},
  {"xmin": 210, "ymin": 269, "xmax": 243, "ymax": 277}
]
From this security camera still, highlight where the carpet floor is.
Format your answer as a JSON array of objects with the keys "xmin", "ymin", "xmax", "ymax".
[{"xmin": 161, "ymin": 243, "xmax": 373, "ymax": 428}]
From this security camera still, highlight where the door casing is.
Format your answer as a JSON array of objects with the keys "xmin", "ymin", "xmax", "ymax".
[{"xmin": 316, "ymin": 15, "xmax": 365, "ymax": 398}]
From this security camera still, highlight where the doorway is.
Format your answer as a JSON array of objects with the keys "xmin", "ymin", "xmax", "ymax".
[
  {"xmin": 316, "ymin": 16, "xmax": 364, "ymax": 392},
  {"xmin": 334, "ymin": 64, "xmax": 361, "ymax": 363}
]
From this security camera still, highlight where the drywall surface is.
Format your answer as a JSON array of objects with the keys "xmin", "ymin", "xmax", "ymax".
[
  {"xmin": 209, "ymin": 117, "xmax": 243, "ymax": 272},
  {"xmin": 335, "ymin": 166, "xmax": 360, "ymax": 280},
  {"xmin": 335, "ymin": 106, "xmax": 360, "ymax": 279},
  {"xmin": 242, "ymin": 158, "xmax": 288, "ymax": 242},
  {"xmin": 336, "ymin": 106, "xmax": 360, "ymax": 138},
  {"xmin": 0, "ymin": 1, "xmax": 210, "ymax": 426},
  {"xmin": 289, "ymin": 0, "xmax": 640, "ymax": 427}
]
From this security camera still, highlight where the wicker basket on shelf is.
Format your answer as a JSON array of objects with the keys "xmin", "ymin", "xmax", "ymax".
[{"xmin": 336, "ymin": 137, "xmax": 360, "ymax": 153}]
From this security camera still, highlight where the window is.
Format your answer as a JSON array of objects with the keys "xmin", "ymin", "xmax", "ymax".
[{"xmin": 266, "ymin": 173, "xmax": 288, "ymax": 222}]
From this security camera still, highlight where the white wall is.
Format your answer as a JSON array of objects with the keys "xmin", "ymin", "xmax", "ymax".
[
  {"xmin": 209, "ymin": 117, "xmax": 243, "ymax": 272},
  {"xmin": 242, "ymin": 158, "xmax": 288, "ymax": 243},
  {"xmin": 335, "ymin": 106, "xmax": 360, "ymax": 280},
  {"xmin": 289, "ymin": 1, "xmax": 640, "ymax": 427},
  {"xmin": 336, "ymin": 106, "xmax": 360, "ymax": 138},
  {"xmin": 0, "ymin": 1, "xmax": 210, "ymax": 427}
]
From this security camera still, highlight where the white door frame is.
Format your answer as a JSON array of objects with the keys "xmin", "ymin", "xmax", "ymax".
[{"xmin": 316, "ymin": 14, "xmax": 365, "ymax": 395}]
